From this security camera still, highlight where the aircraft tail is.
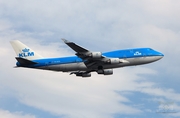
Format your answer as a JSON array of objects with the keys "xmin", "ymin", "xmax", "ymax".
[{"xmin": 10, "ymin": 40, "xmax": 43, "ymax": 60}]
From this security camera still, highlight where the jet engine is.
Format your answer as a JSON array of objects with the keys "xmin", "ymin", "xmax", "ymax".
[
  {"xmin": 106, "ymin": 58, "xmax": 121, "ymax": 64},
  {"xmin": 88, "ymin": 52, "xmax": 102, "ymax": 59},
  {"xmin": 97, "ymin": 69, "xmax": 113, "ymax": 75},
  {"xmin": 106, "ymin": 58, "xmax": 129, "ymax": 64}
]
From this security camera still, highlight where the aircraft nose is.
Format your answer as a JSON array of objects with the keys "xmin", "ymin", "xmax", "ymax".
[
  {"xmin": 158, "ymin": 55, "xmax": 163, "ymax": 60},
  {"xmin": 158, "ymin": 52, "xmax": 164, "ymax": 57},
  {"xmin": 156, "ymin": 52, "xmax": 164, "ymax": 60}
]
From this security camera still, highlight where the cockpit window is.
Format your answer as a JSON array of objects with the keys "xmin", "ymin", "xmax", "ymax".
[{"xmin": 147, "ymin": 48, "xmax": 153, "ymax": 51}]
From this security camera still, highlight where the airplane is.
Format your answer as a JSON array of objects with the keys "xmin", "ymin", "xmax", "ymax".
[{"xmin": 10, "ymin": 39, "xmax": 164, "ymax": 77}]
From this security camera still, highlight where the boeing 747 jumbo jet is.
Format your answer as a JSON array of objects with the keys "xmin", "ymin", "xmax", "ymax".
[{"xmin": 10, "ymin": 39, "xmax": 164, "ymax": 77}]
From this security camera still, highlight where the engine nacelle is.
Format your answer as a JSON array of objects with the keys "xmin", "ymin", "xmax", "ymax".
[
  {"xmin": 89, "ymin": 52, "xmax": 102, "ymax": 59},
  {"xmin": 106, "ymin": 58, "xmax": 121, "ymax": 64},
  {"xmin": 76, "ymin": 73, "xmax": 91, "ymax": 77},
  {"xmin": 97, "ymin": 69, "xmax": 113, "ymax": 75}
]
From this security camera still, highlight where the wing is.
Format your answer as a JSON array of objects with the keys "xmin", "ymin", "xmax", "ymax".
[
  {"xmin": 61, "ymin": 38, "xmax": 89, "ymax": 53},
  {"xmin": 61, "ymin": 38, "xmax": 105, "ymax": 64},
  {"xmin": 61, "ymin": 39, "xmax": 128, "ymax": 68},
  {"xmin": 61, "ymin": 38, "xmax": 91, "ymax": 60},
  {"xmin": 61, "ymin": 39, "xmax": 129, "ymax": 77}
]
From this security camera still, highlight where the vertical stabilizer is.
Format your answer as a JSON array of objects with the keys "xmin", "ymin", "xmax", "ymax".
[{"xmin": 10, "ymin": 40, "xmax": 43, "ymax": 60}]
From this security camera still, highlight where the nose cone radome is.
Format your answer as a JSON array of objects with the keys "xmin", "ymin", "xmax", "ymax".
[
  {"xmin": 156, "ymin": 52, "xmax": 164, "ymax": 60},
  {"xmin": 158, "ymin": 52, "xmax": 164, "ymax": 57}
]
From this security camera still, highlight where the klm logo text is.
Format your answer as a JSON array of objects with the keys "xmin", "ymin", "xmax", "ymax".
[
  {"xmin": 19, "ymin": 48, "xmax": 34, "ymax": 57},
  {"xmin": 134, "ymin": 51, "xmax": 142, "ymax": 56}
]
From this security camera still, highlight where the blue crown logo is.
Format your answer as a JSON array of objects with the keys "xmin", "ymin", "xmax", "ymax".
[{"xmin": 22, "ymin": 48, "xmax": 30, "ymax": 52}]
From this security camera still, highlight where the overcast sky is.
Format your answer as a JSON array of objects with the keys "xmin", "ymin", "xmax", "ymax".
[{"xmin": 0, "ymin": 0, "xmax": 180, "ymax": 118}]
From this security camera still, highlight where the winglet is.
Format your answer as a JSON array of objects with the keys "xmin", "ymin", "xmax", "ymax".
[
  {"xmin": 61, "ymin": 38, "xmax": 89, "ymax": 53},
  {"xmin": 61, "ymin": 38, "xmax": 70, "ymax": 43}
]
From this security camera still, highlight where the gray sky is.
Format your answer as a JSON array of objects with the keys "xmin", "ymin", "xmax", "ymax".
[{"xmin": 0, "ymin": 0, "xmax": 180, "ymax": 118}]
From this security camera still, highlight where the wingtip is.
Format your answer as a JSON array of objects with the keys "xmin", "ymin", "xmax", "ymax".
[{"xmin": 61, "ymin": 38, "xmax": 70, "ymax": 43}]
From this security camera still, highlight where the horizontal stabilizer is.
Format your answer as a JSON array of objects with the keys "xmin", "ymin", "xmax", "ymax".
[{"xmin": 15, "ymin": 57, "xmax": 38, "ymax": 66}]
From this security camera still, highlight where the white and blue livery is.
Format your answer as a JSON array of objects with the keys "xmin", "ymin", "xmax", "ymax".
[{"xmin": 10, "ymin": 39, "xmax": 164, "ymax": 77}]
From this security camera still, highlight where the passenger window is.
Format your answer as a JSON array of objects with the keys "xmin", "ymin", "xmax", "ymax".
[{"xmin": 130, "ymin": 50, "xmax": 133, "ymax": 53}]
